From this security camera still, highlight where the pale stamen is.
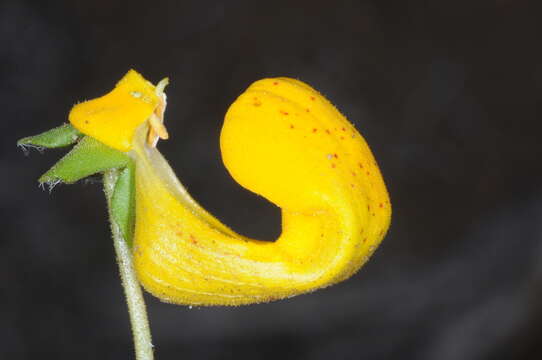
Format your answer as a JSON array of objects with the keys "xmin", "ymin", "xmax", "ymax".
[{"xmin": 147, "ymin": 77, "xmax": 169, "ymax": 147}]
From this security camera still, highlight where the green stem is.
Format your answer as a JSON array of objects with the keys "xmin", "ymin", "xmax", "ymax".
[{"xmin": 104, "ymin": 169, "xmax": 154, "ymax": 360}]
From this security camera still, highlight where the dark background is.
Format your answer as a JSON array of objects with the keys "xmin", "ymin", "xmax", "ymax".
[{"xmin": 2, "ymin": 0, "xmax": 541, "ymax": 359}]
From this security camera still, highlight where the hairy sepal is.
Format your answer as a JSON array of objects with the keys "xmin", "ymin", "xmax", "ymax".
[{"xmin": 17, "ymin": 124, "xmax": 82, "ymax": 150}]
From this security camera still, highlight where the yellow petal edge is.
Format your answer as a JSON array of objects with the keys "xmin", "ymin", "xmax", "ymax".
[
  {"xmin": 69, "ymin": 70, "xmax": 159, "ymax": 152},
  {"xmin": 69, "ymin": 70, "xmax": 391, "ymax": 306}
]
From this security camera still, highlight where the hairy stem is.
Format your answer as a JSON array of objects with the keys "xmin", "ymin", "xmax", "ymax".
[{"xmin": 104, "ymin": 169, "xmax": 154, "ymax": 360}]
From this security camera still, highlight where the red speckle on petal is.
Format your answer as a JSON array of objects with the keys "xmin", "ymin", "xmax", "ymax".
[
  {"xmin": 333, "ymin": 153, "xmax": 338, "ymax": 158},
  {"xmin": 358, "ymin": 162, "xmax": 364, "ymax": 169},
  {"xmin": 290, "ymin": 124, "xmax": 294, "ymax": 129},
  {"xmin": 341, "ymin": 127, "xmax": 346, "ymax": 131},
  {"xmin": 325, "ymin": 129, "xmax": 331, "ymax": 134},
  {"xmin": 312, "ymin": 128, "xmax": 318, "ymax": 133},
  {"xmin": 310, "ymin": 96, "xmax": 315, "ymax": 101},
  {"xmin": 331, "ymin": 163, "xmax": 336, "ymax": 168},
  {"xmin": 280, "ymin": 110, "xmax": 289, "ymax": 115},
  {"xmin": 273, "ymin": 81, "xmax": 279, "ymax": 85},
  {"xmin": 306, "ymin": 108, "xmax": 310, "ymax": 112},
  {"xmin": 189, "ymin": 234, "xmax": 198, "ymax": 245}
]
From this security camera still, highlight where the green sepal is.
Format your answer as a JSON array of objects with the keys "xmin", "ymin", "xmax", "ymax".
[
  {"xmin": 17, "ymin": 124, "xmax": 82, "ymax": 149},
  {"xmin": 39, "ymin": 136, "xmax": 131, "ymax": 185},
  {"xmin": 110, "ymin": 164, "xmax": 136, "ymax": 246},
  {"xmin": 20, "ymin": 123, "xmax": 137, "ymax": 246}
]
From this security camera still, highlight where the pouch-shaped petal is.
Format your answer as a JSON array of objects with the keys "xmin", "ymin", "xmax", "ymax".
[{"xmin": 131, "ymin": 78, "xmax": 391, "ymax": 305}]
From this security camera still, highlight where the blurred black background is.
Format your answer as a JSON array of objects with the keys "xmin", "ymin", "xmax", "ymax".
[{"xmin": 2, "ymin": 0, "xmax": 542, "ymax": 359}]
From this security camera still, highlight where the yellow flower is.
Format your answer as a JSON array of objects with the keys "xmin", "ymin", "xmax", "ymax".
[{"xmin": 69, "ymin": 70, "xmax": 391, "ymax": 306}]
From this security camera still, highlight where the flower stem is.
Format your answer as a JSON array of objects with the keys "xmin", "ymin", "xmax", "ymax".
[{"xmin": 104, "ymin": 169, "xmax": 154, "ymax": 360}]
